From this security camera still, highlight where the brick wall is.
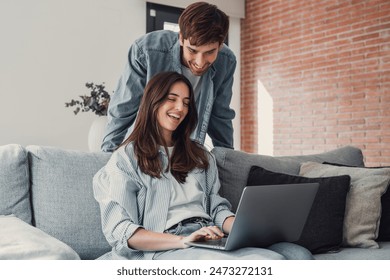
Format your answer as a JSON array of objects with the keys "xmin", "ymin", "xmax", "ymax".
[{"xmin": 241, "ymin": 0, "xmax": 390, "ymax": 166}]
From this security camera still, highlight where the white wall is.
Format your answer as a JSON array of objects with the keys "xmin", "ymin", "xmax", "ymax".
[{"xmin": 0, "ymin": 0, "xmax": 241, "ymax": 151}]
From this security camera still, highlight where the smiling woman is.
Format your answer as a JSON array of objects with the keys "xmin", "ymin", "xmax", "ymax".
[
  {"xmin": 120, "ymin": 71, "xmax": 207, "ymax": 182},
  {"xmin": 157, "ymin": 82, "xmax": 190, "ymax": 146},
  {"xmin": 92, "ymin": 71, "xmax": 314, "ymax": 260}
]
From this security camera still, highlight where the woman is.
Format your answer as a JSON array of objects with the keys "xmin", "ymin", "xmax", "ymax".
[{"xmin": 93, "ymin": 71, "xmax": 313, "ymax": 260}]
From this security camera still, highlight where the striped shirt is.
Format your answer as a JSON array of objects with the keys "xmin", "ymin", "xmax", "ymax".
[{"xmin": 93, "ymin": 143, "xmax": 234, "ymax": 260}]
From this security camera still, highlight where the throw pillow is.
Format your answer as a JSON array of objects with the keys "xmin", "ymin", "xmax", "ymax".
[
  {"xmin": 379, "ymin": 187, "xmax": 390, "ymax": 241},
  {"xmin": 322, "ymin": 162, "xmax": 390, "ymax": 242},
  {"xmin": 247, "ymin": 165, "xmax": 351, "ymax": 254},
  {"xmin": 0, "ymin": 215, "xmax": 80, "ymax": 260},
  {"xmin": 299, "ymin": 162, "xmax": 390, "ymax": 248}
]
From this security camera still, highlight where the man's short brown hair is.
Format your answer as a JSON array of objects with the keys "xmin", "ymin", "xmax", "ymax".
[{"xmin": 179, "ymin": 2, "xmax": 229, "ymax": 46}]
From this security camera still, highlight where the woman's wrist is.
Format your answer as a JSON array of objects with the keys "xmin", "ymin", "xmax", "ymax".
[
  {"xmin": 177, "ymin": 235, "xmax": 189, "ymax": 249},
  {"xmin": 222, "ymin": 216, "xmax": 235, "ymax": 234}
]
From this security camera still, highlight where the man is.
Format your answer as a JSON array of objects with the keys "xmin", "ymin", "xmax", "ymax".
[{"xmin": 101, "ymin": 1, "xmax": 236, "ymax": 152}]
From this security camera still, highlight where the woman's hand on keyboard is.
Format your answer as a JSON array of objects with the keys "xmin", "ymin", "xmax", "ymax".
[{"xmin": 181, "ymin": 226, "xmax": 224, "ymax": 248}]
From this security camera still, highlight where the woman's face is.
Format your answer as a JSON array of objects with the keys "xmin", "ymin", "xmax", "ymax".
[{"xmin": 157, "ymin": 81, "xmax": 190, "ymax": 146}]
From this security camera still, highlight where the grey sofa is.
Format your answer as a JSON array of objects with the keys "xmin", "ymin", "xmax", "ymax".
[{"xmin": 1, "ymin": 144, "xmax": 389, "ymax": 259}]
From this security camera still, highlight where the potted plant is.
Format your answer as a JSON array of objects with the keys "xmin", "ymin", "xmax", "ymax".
[
  {"xmin": 65, "ymin": 82, "xmax": 111, "ymax": 151},
  {"xmin": 65, "ymin": 82, "xmax": 110, "ymax": 116}
]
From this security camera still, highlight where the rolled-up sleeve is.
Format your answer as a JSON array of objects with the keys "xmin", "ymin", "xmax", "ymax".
[{"xmin": 93, "ymin": 152, "xmax": 144, "ymax": 254}]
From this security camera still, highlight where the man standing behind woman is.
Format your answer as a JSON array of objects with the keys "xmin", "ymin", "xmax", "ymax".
[
  {"xmin": 101, "ymin": 2, "xmax": 236, "ymax": 152},
  {"xmin": 93, "ymin": 71, "xmax": 314, "ymax": 260}
]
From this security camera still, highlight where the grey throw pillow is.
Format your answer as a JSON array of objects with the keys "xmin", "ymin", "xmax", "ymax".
[
  {"xmin": 299, "ymin": 161, "xmax": 390, "ymax": 248},
  {"xmin": 0, "ymin": 215, "xmax": 80, "ymax": 260}
]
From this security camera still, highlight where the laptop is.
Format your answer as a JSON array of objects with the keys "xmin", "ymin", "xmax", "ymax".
[{"xmin": 185, "ymin": 183, "xmax": 319, "ymax": 251}]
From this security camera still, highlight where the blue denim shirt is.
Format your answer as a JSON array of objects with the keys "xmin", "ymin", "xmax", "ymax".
[
  {"xmin": 101, "ymin": 30, "xmax": 236, "ymax": 152},
  {"xmin": 93, "ymin": 143, "xmax": 234, "ymax": 259}
]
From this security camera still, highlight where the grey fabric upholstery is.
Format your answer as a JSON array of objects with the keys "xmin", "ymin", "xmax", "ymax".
[
  {"xmin": 314, "ymin": 242, "xmax": 390, "ymax": 260},
  {"xmin": 0, "ymin": 144, "xmax": 32, "ymax": 224},
  {"xmin": 211, "ymin": 146, "xmax": 364, "ymax": 211},
  {"xmin": 2, "ymin": 143, "xmax": 388, "ymax": 259},
  {"xmin": 27, "ymin": 145, "xmax": 111, "ymax": 260}
]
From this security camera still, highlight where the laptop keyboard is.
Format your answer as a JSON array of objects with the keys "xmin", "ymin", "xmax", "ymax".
[{"xmin": 201, "ymin": 237, "xmax": 227, "ymax": 249}]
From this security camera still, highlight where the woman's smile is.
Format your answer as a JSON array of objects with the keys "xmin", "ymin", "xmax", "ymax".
[{"xmin": 157, "ymin": 81, "xmax": 190, "ymax": 143}]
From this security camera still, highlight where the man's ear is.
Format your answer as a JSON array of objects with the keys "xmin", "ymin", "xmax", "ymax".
[{"xmin": 179, "ymin": 32, "xmax": 184, "ymax": 46}]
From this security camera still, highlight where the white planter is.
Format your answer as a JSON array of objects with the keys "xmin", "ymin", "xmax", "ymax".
[{"xmin": 88, "ymin": 116, "xmax": 107, "ymax": 152}]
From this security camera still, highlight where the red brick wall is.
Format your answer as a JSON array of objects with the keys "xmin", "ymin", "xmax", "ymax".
[{"xmin": 241, "ymin": 0, "xmax": 390, "ymax": 166}]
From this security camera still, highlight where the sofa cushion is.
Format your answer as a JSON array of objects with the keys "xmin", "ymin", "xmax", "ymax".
[
  {"xmin": 299, "ymin": 161, "xmax": 390, "ymax": 249},
  {"xmin": 247, "ymin": 165, "xmax": 351, "ymax": 254},
  {"xmin": 0, "ymin": 144, "xmax": 32, "ymax": 224},
  {"xmin": 314, "ymin": 242, "xmax": 390, "ymax": 260},
  {"xmin": 379, "ymin": 184, "xmax": 390, "ymax": 241},
  {"xmin": 321, "ymin": 163, "xmax": 390, "ymax": 242},
  {"xmin": 0, "ymin": 215, "xmax": 80, "ymax": 260},
  {"xmin": 212, "ymin": 146, "xmax": 364, "ymax": 212},
  {"xmin": 27, "ymin": 145, "xmax": 111, "ymax": 259}
]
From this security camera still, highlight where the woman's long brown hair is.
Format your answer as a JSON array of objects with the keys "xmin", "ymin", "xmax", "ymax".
[{"xmin": 120, "ymin": 71, "xmax": 209, "ymax": 183}]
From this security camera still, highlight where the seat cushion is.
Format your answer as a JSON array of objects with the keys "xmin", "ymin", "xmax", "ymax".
[
  {"xmin": 27, "ymin": 145, "xmax": 111, "ymax": 259},
  {"xmin": 0, "ymin": 144, "xmax": 32, "ymax": 224},
  {"xmin": 314, "ymin": 242, "xmax": 390, "ymax": 260}
]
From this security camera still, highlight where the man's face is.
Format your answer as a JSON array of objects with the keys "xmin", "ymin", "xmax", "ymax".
[{"xmin": 180, "ymin": 34, "xmax": 221, "ymax": 76}]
